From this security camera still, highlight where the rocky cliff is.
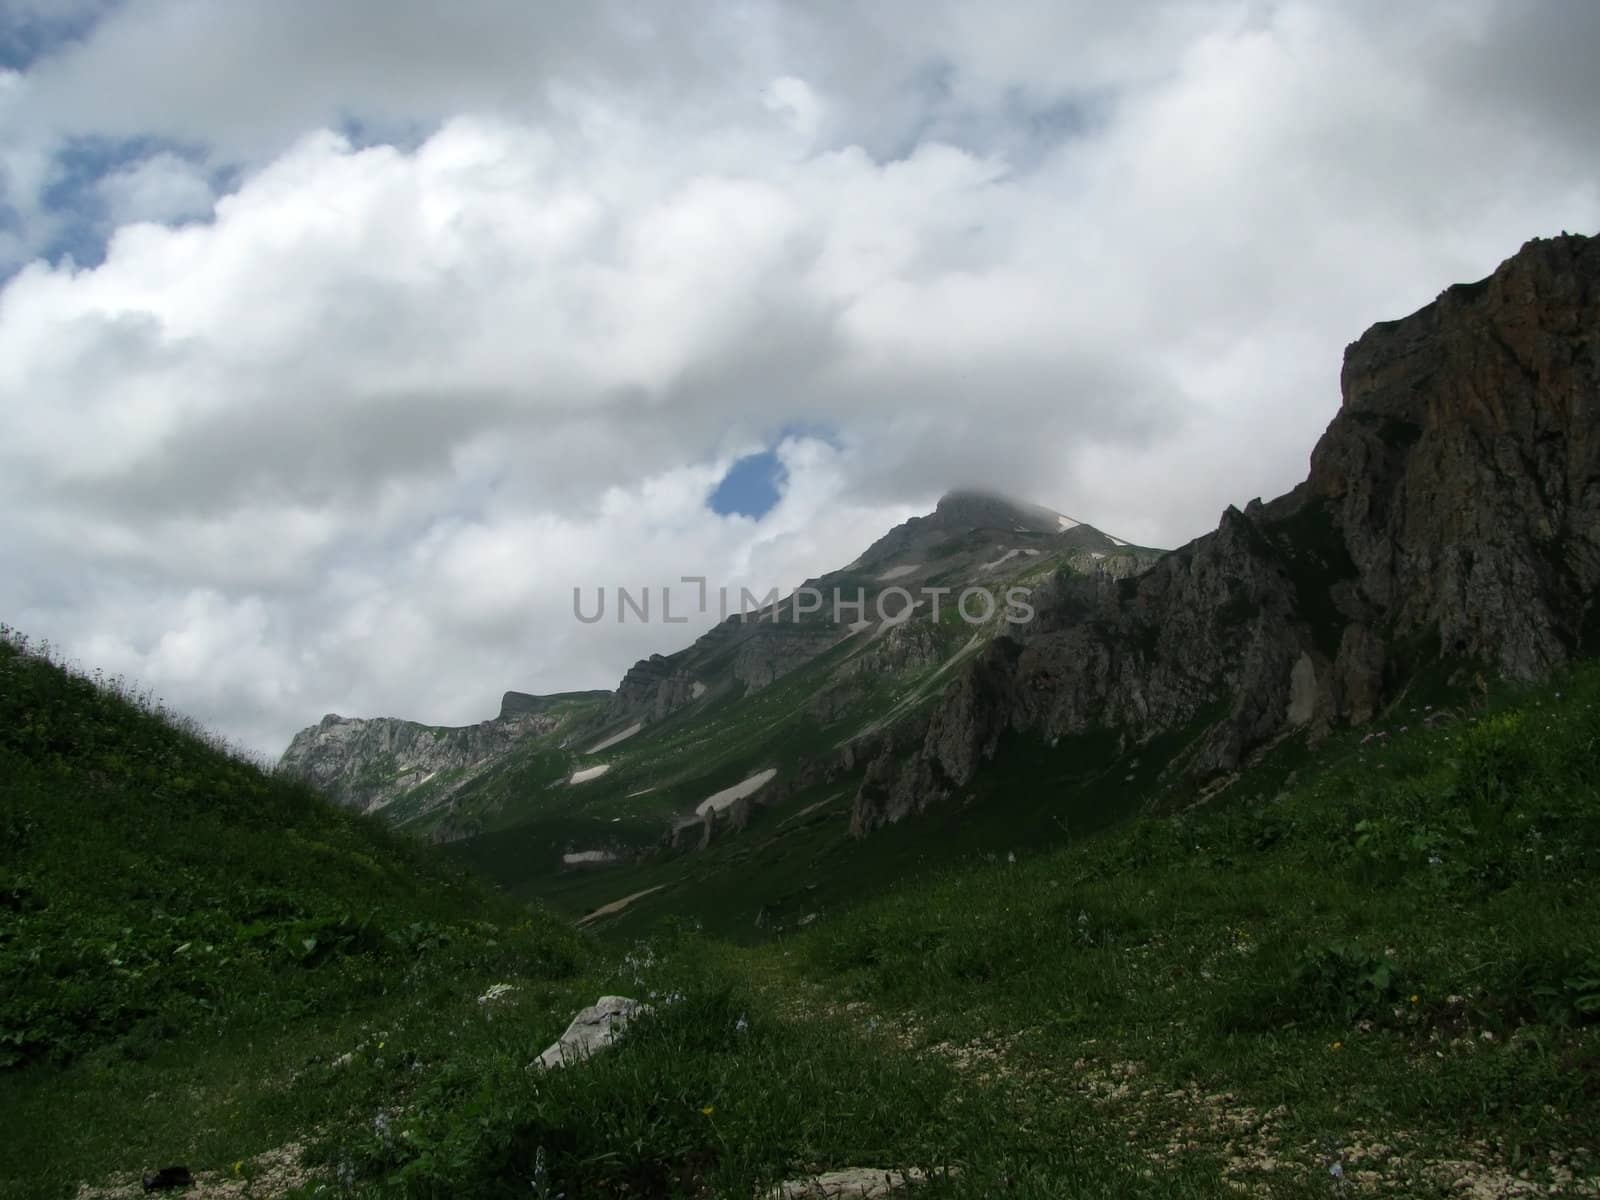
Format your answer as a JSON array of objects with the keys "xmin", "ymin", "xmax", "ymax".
[
  {"xmin": 852, "ymin": 234, "xmax": 1600, "ymax": 832},
  {"xmin": 280, "ymin": 690, "xmax": 608, "ymax": 818}
]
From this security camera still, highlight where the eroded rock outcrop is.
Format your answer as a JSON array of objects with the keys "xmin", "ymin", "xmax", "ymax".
[
  {"xmin": 606, "ymin": 654, "xmax": 702, "ymax": 723},
  {"xmin": 279, "ymin": 688, "xmax": 608, "ymax": 819}
]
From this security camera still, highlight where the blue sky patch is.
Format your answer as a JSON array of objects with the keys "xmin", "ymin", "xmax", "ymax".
[
  {"xmin": 706, "ymin": 423, "xmax": 840, "ymax": 519},
  {"xmin": 32, "ymin": 134, "xmax": 214, "ymax": 271},
  {"xmin": 709, "ymin": 449, "xmax": 788, "ymax": 519},
  {"xmin": 0, "ymin": 1, "xmax": 116, "ymax": 72}
]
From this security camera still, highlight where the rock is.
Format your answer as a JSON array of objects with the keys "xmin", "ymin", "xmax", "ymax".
[
  {"xmin": 771, "ymin": 1167, "xmax": 938, "ymax": 1198},
  {"xmin": 530, "ymin": 996, "xmax": 649, "ymax": 1071},
  {"xmin": 476, "ymin": 982, "xmax": 517, "ymax": 1009}
]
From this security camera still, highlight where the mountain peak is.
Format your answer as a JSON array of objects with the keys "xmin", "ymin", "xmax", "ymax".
[{"xmin": 932, "ymin": 488, "xmax": 1074, "ymax": 534}]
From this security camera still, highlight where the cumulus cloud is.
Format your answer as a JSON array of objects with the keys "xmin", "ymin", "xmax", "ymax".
[
  {"xmin": 0, "ymin": 0, "xmax": 1596, "ymax": 755},
  {"xmin": 95, "ymin": 150, "xmax": 213, "ymax": 226}
]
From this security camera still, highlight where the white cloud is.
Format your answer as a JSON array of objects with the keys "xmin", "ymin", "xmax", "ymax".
[
  {"xmin": 0, "ymin": 1, "xmax": 1596, "ymax": 755},
  {"xmin": 95, "ymin": 151, "xmax": 214, "ymax": 227}
]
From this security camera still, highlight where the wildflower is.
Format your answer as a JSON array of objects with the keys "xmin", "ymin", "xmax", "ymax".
[
  {"xmin": 701, "ymin": 1104, "xmax": 715, "ymax": 1116},
  {"xmin": 233, "ymin": 1161, "xmax": 243, "ymax": 1176},
  {"xmin": 1410, "ymin": 994, "xmax": 1420, "ymax": 1005},
  {"xmin": 1330, "ymin": 1040, "xmax": 1343, "ymax": 1051},
  {"xmin": 735, "ymin": 1014, "xmax": 749, "ymax": 1035}
]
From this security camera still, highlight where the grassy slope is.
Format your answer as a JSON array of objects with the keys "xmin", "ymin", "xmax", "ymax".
[
  {"xmin": 323, "ymin": 664, "xmax": 1600, "ymax": 1197},
  {"xmin": 4, "ymin": 626, "xmax": 1599, "ymax": 1197},
  {"xmin": 0, "ymin": 633, "xmax": 583, "ymax": 1196},
  {"xmin": 490, "ymin": 720, "xmax": 1183, "ymax": 943},
  {"xmin": 783, "ymin": 674, "xmax": 1600, "ymax": 1195},
  {"xmin": 444, "ymin": 569, "xmax": 1167, "ymax": 935}
]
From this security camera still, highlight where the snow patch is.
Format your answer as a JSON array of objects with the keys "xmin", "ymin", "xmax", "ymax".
[
  {"xmin": 981, "ymin": 548, "xmax": 1025, "ymax": 570},
  {"xmin": 586, "ymin": 723, "xmax": 641, "ymax": 754},
  {"xmin": 625, "ymin": 786, "xmax": 655, "ymax": 797},
  {"xmin": 695, "ymin": 768, "xmax": 778, "ymax": 816},
  {"xmin": 562, "ymin": 850, "xmax": 617, "ymax": 865},
  {"xmin": 568, "ymin": 764, "xmax": 612, "ymax": 784},
  {"xmin": 577, "ymin": 884, "xmax": 668, "ymax": 927},
  {"xmin": 874, "ymin": 563, "xmax": 919, "ymax": 581},
  {"xmin": 1057, "ymin": 514, "xmax": 1080, "ymax": 531},
  {"xmin": 1107, "ymin": 535, "xmax": 1127, "ymax": 547}
]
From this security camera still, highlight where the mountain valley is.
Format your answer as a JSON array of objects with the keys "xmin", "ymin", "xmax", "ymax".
[{"xmin": 4, "ymin": 234, "xmax": 1599, "ymax": 1198}]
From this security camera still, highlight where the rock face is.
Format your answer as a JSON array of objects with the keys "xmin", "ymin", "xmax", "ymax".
[
  {"xmin": 852, "ymin": 233, "xmax": 1600, "ymax": 833},
  {"xmin": 278, "ymin": 688, "xmax": 607, "ymax": 819},
  {"xmin": 606, "ymin": 654, "xmax": 702, "ymax": 723},
  {"xmin": 733, "ymin": 626, "xmax": 840, "ymax": 692}
]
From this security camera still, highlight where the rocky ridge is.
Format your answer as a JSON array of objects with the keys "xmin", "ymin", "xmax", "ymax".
[
  {"xmin": 849, "ymin": 234, "xmax": 1600, "ymax": 832},
  {"xmin": 279, "ymin": 689, "xmax": 607, "ymax": 819}
]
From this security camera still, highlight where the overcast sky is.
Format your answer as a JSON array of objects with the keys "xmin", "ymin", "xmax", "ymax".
[{"xmin": 1, "ymin": 0, "xmax": 1596, "ymax": 757}]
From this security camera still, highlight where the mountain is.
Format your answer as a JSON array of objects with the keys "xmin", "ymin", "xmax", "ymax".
[
  {"xmin": 277, "ymin": 232, "xmax": 1599, "ymax": 935},
  {"xmin": 278, "ymin": 492, "xmax": 1161, "ymax": 843},
  {"xmin": 852, "ymin": 232, "xmax": 1600, "ymax": 831}
]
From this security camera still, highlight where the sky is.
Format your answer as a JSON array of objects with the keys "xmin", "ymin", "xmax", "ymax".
[{"xmin": 1, "ymin": 0, "xmax": 1597, "ymax": 758}]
